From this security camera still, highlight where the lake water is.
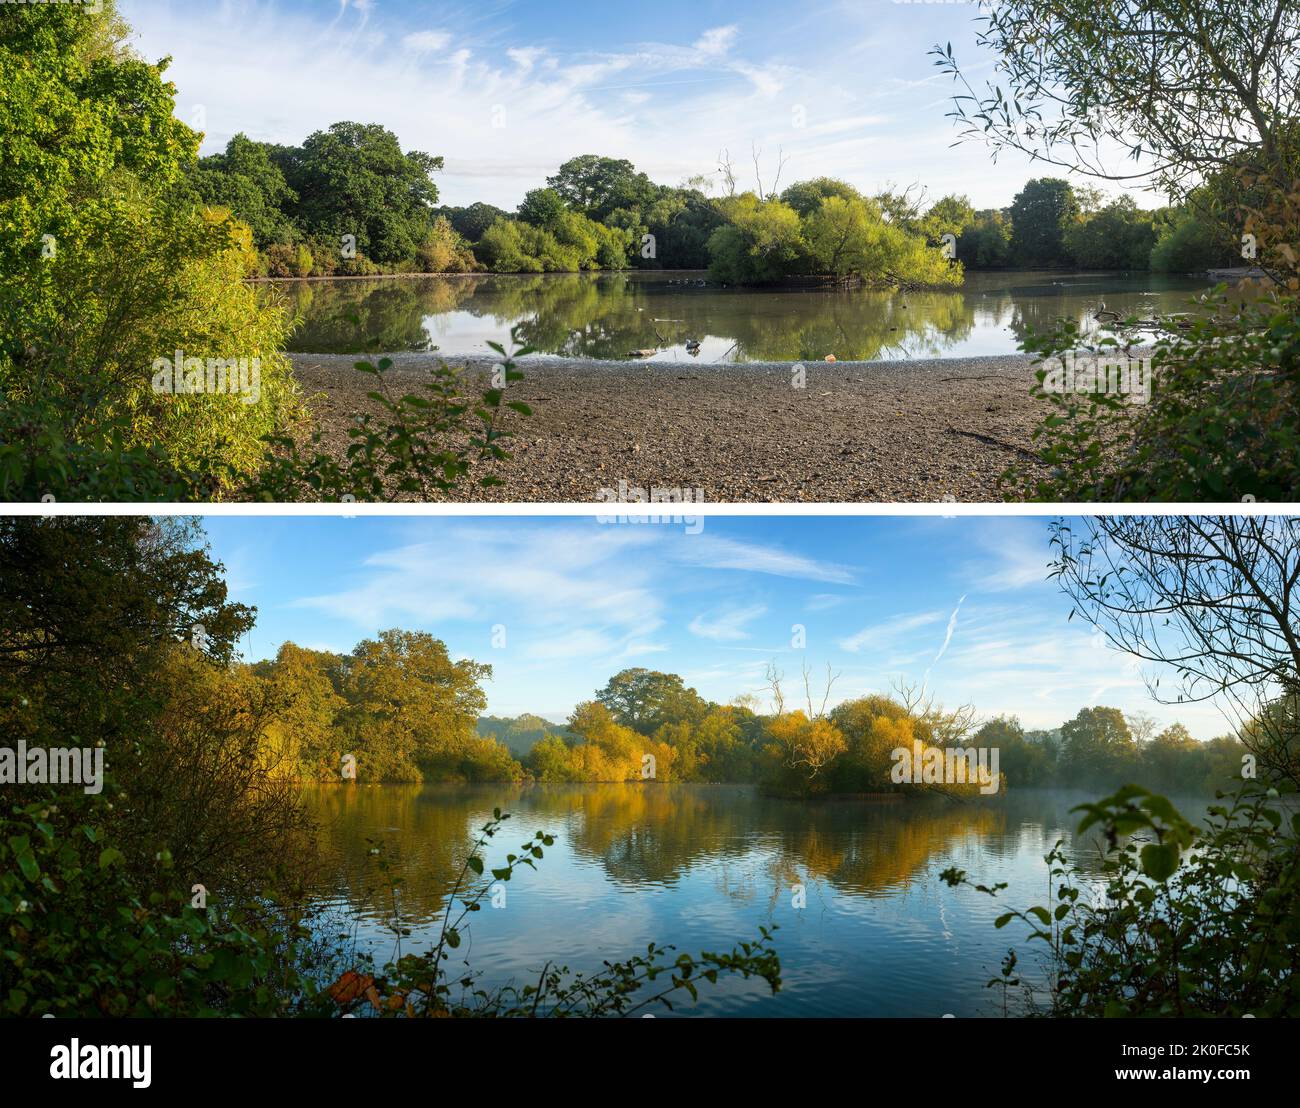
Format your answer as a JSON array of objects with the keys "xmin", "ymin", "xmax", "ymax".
[
  {"xmin": 303, "ymin": 783, "xmax": 1154, "ymax": 1017},
  {"xmin": 267, "ymin": 270, "xmax": 1210, "ymax": 361}
]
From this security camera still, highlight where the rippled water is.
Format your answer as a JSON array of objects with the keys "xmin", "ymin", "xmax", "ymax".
[
  {"xmin": 266, "ymin": 270, "xmax": 1210, "ymax": 361},
  {"xmin": 302, "ymin": 783, "xmax": 1160, "ymax": 1017}
]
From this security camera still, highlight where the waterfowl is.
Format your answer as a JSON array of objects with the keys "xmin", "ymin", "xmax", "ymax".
[{"xmin": 1093, "ymin": 301, "xmax": 1121, "ymax": 323}]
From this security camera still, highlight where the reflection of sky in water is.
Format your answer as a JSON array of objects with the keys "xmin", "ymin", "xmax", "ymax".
[
  {"xmin": 304, "ymin": 784, "xmax": 1188, "ymax": 1017},
  {"xmin": 273, "ymin": 271, "xmax": 1211, "ymax": 362}
]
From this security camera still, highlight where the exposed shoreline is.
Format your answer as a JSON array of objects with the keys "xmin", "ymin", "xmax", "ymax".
[{"xmin": 288, "ymin": 350, "xmax": 1055, "ymax": 502}]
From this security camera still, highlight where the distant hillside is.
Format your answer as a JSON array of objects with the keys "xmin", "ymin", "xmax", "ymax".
[{"xmin": 478, "ymin": 714, "xmax": 566, "ymax": 756}]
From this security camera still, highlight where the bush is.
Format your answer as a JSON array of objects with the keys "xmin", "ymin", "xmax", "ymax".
[
  {"xmin": 1006, "ymin": 287, "xmax": 1300, "ymax": 499},
  {"xmin": 1149, "ymin": 211, "xmax": 1235, "ymax": 273},
  {"xmin": 943, "ymin": 782, "xmax": 1300, "ymax": 1017}
]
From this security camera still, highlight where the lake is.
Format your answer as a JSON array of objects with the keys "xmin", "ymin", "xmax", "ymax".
[
  {"xmin": 266, "ymin": 270, "xmax": 1210, "ymax": 361},
  {"xmin": 303, "ymin": 783, "xmax": 1154, "ymax": 1017}
]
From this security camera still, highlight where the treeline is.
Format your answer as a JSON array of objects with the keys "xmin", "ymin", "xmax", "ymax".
[
  {"xmin": 250, "ymin": 643, "xmax": 1249, "ymax": 797},
  {"xmin": 196, "ymin": 125, "xmax": 1234, "ymax": 283},
  {"xmin": 490, "ymin": 671, "xmax": 1247, "ymax": 796},
  {"xmin": 194, "ymin": 135, "xmax": 959, "ymax": 287},
  {"xmin": 954, "ymin": 177, "xmax": 1239, "ymax": 273}
]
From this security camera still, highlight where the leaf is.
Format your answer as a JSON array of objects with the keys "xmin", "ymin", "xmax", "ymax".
[
  {"xmin": 326, "ymin": 970, "xmax": 375, "ymax": 1005},
  {"xmin": 97, "ymin": 846, "xmax": 123, "ymax": 871},
  {"xmin": 467, "ymin": 855, "xmax": 483, "ymax": 876},
  {"xmin": 1140, "ymin": 842, "xmax": 1180, "ymax": 882}
]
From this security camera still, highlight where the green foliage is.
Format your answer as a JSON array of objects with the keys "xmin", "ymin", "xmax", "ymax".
[
  {"xmin": 517, "ymin": 187, "xmax": 568, "ymax": 228},
  {"xmin": 0, "ymin": 797, "xmax": 333, "ymax": 1017},
  {"xmin": 1006, "ymin": 289, "xmax": 1300, "ymax": 499},
  {"xmin": 547, "ymin": 155, "xmax": 659, "ymax": 224},
  {"xmin": 0, "ymin": 4, "xmax": 299, "ymax": 494},
  {"xmin": 436, "ymin": 202, "xmax": 511, "ymax": 243},
  {"xmin": 192, "ymin": 133, "xmax": 299, "ymax": 248},
  {"xmin": 706, "ymin": 194, "xmax": 806, "ymax": 284},
  {"xmin": 779, "ymin": 177, "xmax": 864, "ymax": 218},
  {"xmin": 1149, "ymin": 208, "xmax": 1236, "ymax": 273},
  {"xmin": 1063, "ymin": 197, "xmax": 1157, "ymax": 270},
  {"xmin": 1058, "ymin": 706, "xmax": 1137, "ymax": 786},
  {"xmin": 596, "ymin": 669, "xmax": 710, "ymax": 735},
  {"xmin": 958, "ymin": 210, "xmax": 1013, "ymax": 267},
  {"xmin": 942, "ymin": 782, "xmax": 1300, "ymax": 1016},
  {"xmin": 475, "ymin": 214, "xmax": 628, "ymax": 273},
  {"xmin": 276, "ymin": 122, "xmax": 442, "ymax": 265},
  {"xmin": 1008, "ymin": 178, "xmax": 1079, "ymax": 267}
]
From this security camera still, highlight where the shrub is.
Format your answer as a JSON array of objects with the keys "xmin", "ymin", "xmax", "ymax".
[{"xmin": 942, "ymin": 782, "xmax": 1300, "ymax": 1017}]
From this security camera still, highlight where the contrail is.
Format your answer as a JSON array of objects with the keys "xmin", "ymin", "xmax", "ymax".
[{"xmin": 923, "ymin": 594, "xmax": 966, "ymax": 685}]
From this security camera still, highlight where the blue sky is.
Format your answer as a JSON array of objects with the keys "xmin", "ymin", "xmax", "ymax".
[
  {"xmin": 118, "ymin": 0, "xmax": 1151, "ymax": 211},
  {"xmin": 200, "ymin": 514, "xmax": 1230, "ymax": 739}
]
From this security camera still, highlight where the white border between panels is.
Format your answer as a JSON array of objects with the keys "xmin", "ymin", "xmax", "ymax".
[{"xmin": 0, "ymin": 501, "xmax": 1293, "ymax": 517}]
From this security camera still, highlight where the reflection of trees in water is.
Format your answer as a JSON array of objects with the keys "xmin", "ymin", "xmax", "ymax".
[
  {"xmin": 527, "ymin": 783, "xmax": 757, "ymax": 886},
  {"xmin": 307, "ymin": 783, "xmax": 527, "ymax": 923},
  {"xmin": 267, "ymin": 275, "xmax": 983, "ymax": 359},
  {"xmin": 267, "ymin": 278, "xmax": 488, "ymax": 353},
  {"xmin": 304, "ymin": 784, "xmax": 1126, "ymax": 927},
  {"xmin": 266, "ymin": 273, "xmax": 1213, "ymax": 359}
]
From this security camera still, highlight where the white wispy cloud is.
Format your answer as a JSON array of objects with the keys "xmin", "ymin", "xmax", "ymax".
[
  {"xmin": 118, "ymin": 1, "xmax": 1057, "ymax": 209},
  {"xmin": 403, "ymin": 30, "xmax": 451, "ymax": 53},
  {"xmin": 838, "ymin": 610, "xmax": 944, "ymax": 654},
  {"xmin": 673, "ymin": 536, "xmax": 854, "ymax": 584},
  {"xmin": 688, "ymin": 604, "xmax": 767, "ymax": 642}
]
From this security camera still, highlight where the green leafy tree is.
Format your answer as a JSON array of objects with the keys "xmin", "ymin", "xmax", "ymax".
[
  {"xmin": 1062, "ymin": 196, "xmax": 1157, "ymax": 269},
  {"xmin": 547, "ymin": 155, "xmax": 658, "ymax": 223},
  {"xmin": 1058, "ymin": 706, "xmax": 1137, "ymax": 786},
  {"xmin": 192, "ymin": 133, "xmax": 299, "ymax": 247},
  {"xmin": 0, "ymin": 2, "xmax": 298, "ymax": 492},
  {"xmin": 595, "ymin": 669, "xmax": 710, "ymax": 736},
  {"xmin": 706, "ymin": 194, "xmax": 806, "ymax": 284},
  {"xmin": 779, "ymin": 177, "xmax": 864, "ymax": 218},
  {"xmin": 1008, "ymin": 178, "xmax": 1078, "ymax": 266},
  {"xmin": 336, "ymin": 629, "xmax": 499, "ymax": 782},
  {"xmin": 277, "ymin": 121, "xmax": 442, "ymax": 265}
]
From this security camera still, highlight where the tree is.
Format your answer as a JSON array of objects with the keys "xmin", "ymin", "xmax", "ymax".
[
  {"xmin": 256, "ymin": 643, "xmax": 347, "ymax": 779},
  {"xmin": 1051, "ymin": 516, "xmax": 1300, "ymax": 787},
  {"xmin": 1148, "ymin": 205, "xmax": 1236, "ymax": 272},
  {"xmin": 0, "ymin": 517, "xmax": 254, "ymax": 750},
  {"xmin": 958, "ymin": 210, "xmax": 1013, "ymax": 268},
  {"xmin": 917, "ymin": 194, "xmax": 976, "ymax": 243},
  {"xmin": 933, "ymin": 1, "xmax": 1300, "ymax": 199},
  {"xmin": 336, "ymin": 630, "xmax": 494, "ymax": 781},
  {"xmin": 803, "ymin": 195, "xmax": 886, "ymax": 276},
  {"xmin": 766, "ymin": 711, "xmax": 848, "ymax": 789},
  {"xmin": 973, "ymin": 715, "xmax": 1052, "ymax": 786},
  {"xmin": 1141, "ymin": 722, "xmax": 1205, "ymax": 792},
  {"xmin": 192, "ymin": 133, "xmax": 299, "ymax": 247},
  {"xmin": 1008, "ymin": 178, "xmax": 1078, "ymax": 266},
  {"xmin": 0, "ymin": 2, "xmax": 297, "ymax": 490},
  {"xmin": 706, "ymin": 194, "xmax": 805, "ymax": 284},
  {"xmin": 1063, "ymin": 196, "xmax": 1157, "ymax": 270},
  {"xmin": 547, "ymin": 155, "xmax": 657, "ymax": 223},
  {"xmin": 278, "ymin": 121, "xmax": 442, "ymax": 264},
  {"xmin": 517, "ymin": 187, "xmax": 568, "ymax": 228},
  {"xmin": 594, "ymin": 669, "xmax": 708, "ymax": 736},
  {"xmin": 1058, "ymin": 706, "xmax": 1137, "ymax": 785},
  {"xmin": 440, "ymin": 201, "xmax": 510, "ymax": 242},
  {"xmin": 779, "ymin": 177, "xmax": 863, "ymax": 218}
]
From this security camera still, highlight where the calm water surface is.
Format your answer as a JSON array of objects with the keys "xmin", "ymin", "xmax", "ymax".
[
  {"xmin": 303, "ymin": 783, "xmax": 1177, "ymax": 1017},
  {"xmin": 268, "ymin": 270, "xmax": 1210, "ymax": 361}
]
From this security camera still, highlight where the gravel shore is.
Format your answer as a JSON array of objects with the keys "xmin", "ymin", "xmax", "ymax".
[{"xmin": 289, "ymin": 351, "xmax": 1053, "ymax": 502}]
